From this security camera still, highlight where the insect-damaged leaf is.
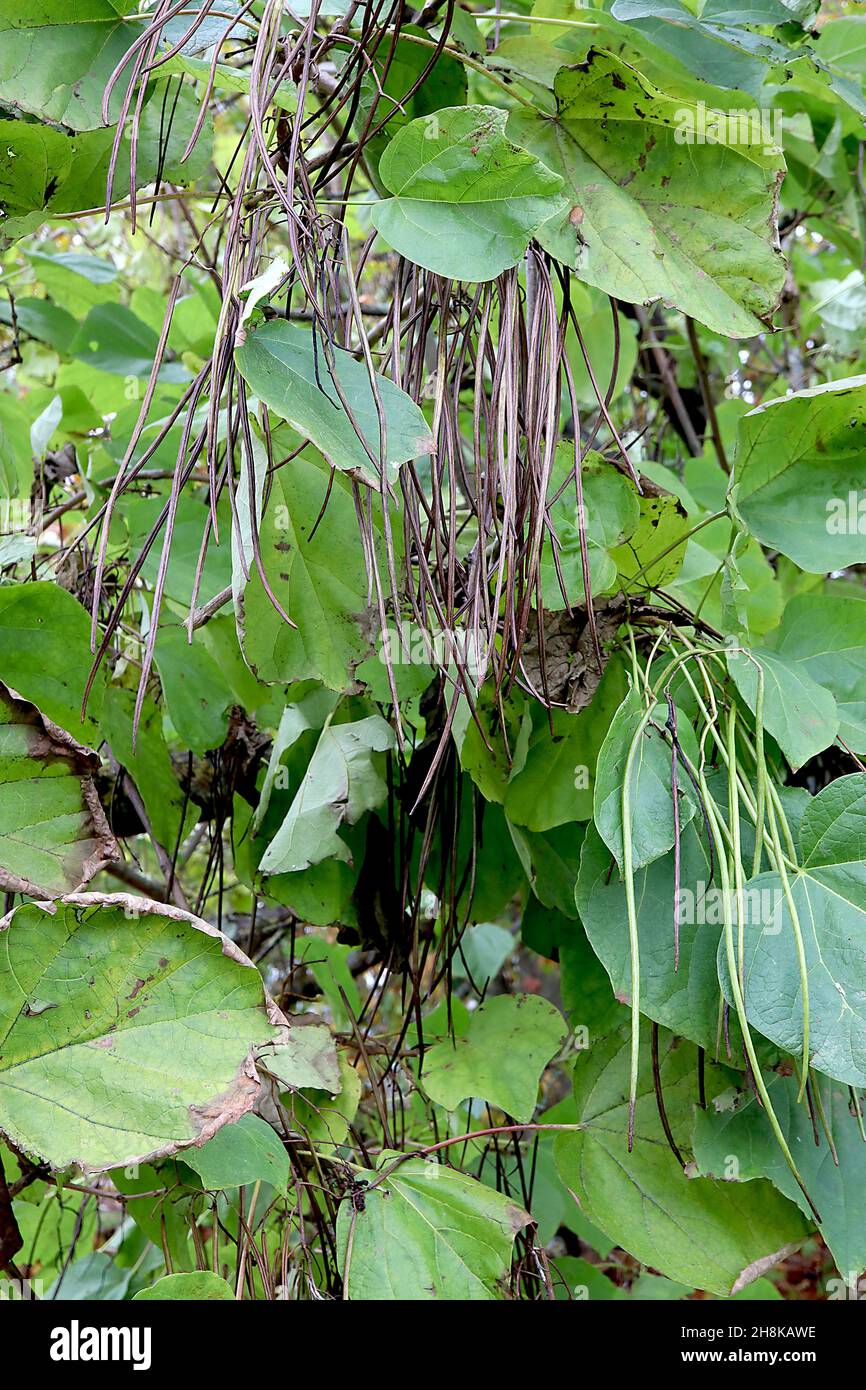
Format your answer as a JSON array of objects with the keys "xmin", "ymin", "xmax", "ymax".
[
  {"xmin": 611, "ymin": 475, "xmax": 691, "ymax": 591},
  {"xmin": 0, "ymin": 682, "xmax": 118, "ymax": 897},
  {"xmin": 0, "ymin": 895, "xmax": 287, "ymax": 1172},
  {"xmin": 507, "ymin": 50, "xmax": 785, "ymax": 337},
  {"xmin": 336, "ymin": 1152, "xmax": 531, "ymax": 1300}
]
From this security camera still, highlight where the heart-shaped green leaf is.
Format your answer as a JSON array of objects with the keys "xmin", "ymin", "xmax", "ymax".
[{"xmin": 372, "ymin": 105, "xmax": 566, "ymax": 281}]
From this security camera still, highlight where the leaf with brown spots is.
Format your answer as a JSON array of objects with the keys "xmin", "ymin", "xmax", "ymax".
[
  {"xmin": 508, "ymin": 50, "xmax": 785, "ymax": 337},
  {"xmin": 0, "ymin": 894, "xmax": 290, "ymax": 1172}
]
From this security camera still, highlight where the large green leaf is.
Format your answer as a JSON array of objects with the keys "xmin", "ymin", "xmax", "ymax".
[
  {"xmin": 554, "ymin": 1028, "xmax": 809, "ymax": 1296},
  {"xmin": 181, "ymin": 1113, "xmax": 290, "ymax": 1193},
  {"xmin": 371, "ymin": 105, "xmax": 566, "ymax": 281},
  {"xmin": 235, "ymin": 320, "xmax": 433, "ymax": 488},
  {"xmin": 773, "ymin": 589, "xmax": 866, "ymax": 752},
  {"xmin": 718, "ymin": 774, "xmax": 866, "ymax": 1087},
  {"xmin": 577, "ymin": 820, "xmax": 723, "ymax": 1051},
  {"xmin": 0, "ymin": 119, "xmax": 106, "ymax": 233},
  {"xmin": 235, "ymin": 453, "xmax": 377, "ymax": 691},
  {"xmin": 488, "ymin": 0, "xmax": 737, "ymax": 101},
  {"xmin": 0, "ymin": 394, "xmax": 33, "ymax": 497},
  {"xmin": 507, "ymin": 50, "xmax": 785, "ymax": 337},
  {"xmin": 0, "ymin": 2, "xmax": 141, "ymax": 130},
  {"xmin": 613, "ymin": 1, "xmax": 866, "ymax": 126},
  {"xmin": 726, "ymin": 645, "xmax": 839, "ymax": 769},
  {"xmin": 0, "ymin": 896, "xmax": 284, "ymax": 1171},
  {"xmin": 694, "ymin": 1072, "xmax": 866, "ymax": 1280},
  {"xmin": 421, "ymin": 994, "xmax": 566, "ymax": 1122},
  {"xmin": 0, "ymin": 682, "xmax": 117, "ymax": 898},
  {"xmin": 0, "ymin": 582, "xmax": 102, "ymax": 738},
  {"xmin": 816, "ymin": 14, "xmax": 866, "ymax": 79},
  {"xmin": 731, "ymin": 375, "xmax": 866, "ymax": 571},
  {"xmin": 336, "ymin": 1152, "xmax": 531, "ymax": 1300}
]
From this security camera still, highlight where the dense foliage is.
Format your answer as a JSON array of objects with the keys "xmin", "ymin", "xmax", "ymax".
[{"xmin": 2, "ymin": 0, "xmax": 866, "ymax": 1304}]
